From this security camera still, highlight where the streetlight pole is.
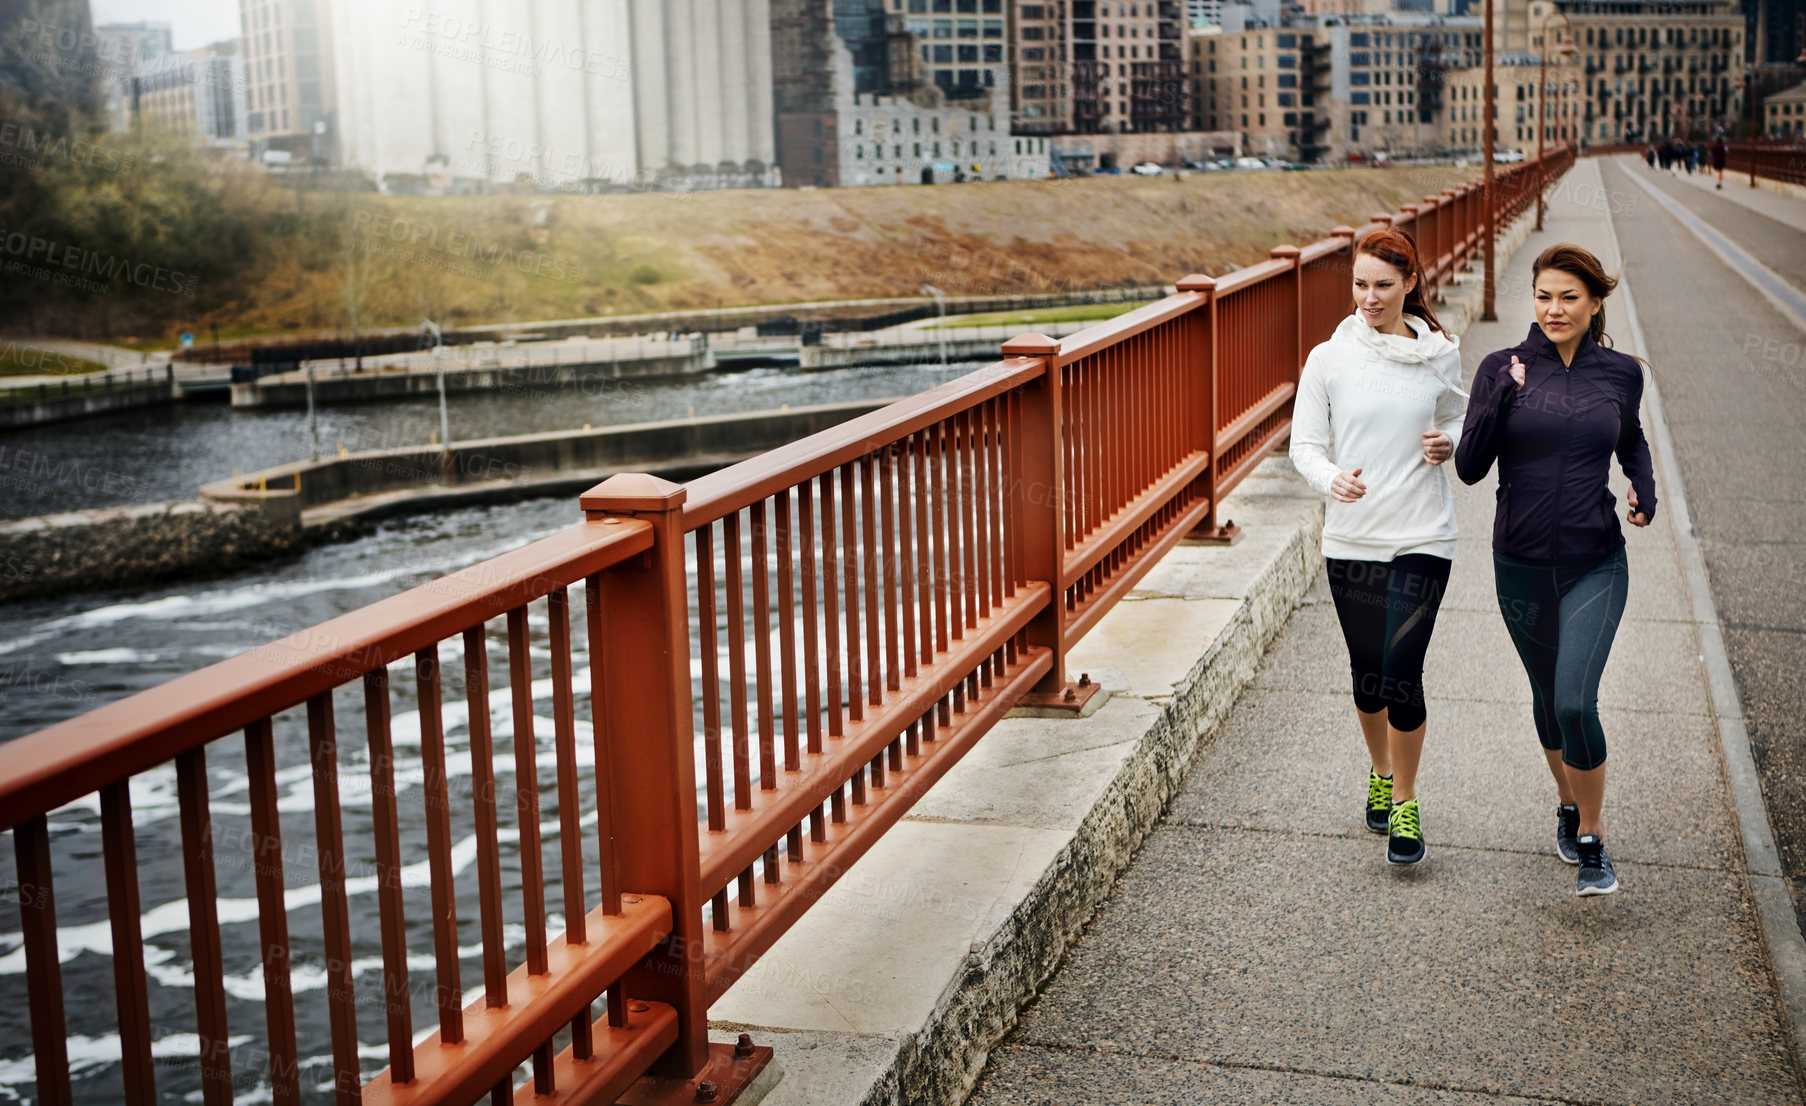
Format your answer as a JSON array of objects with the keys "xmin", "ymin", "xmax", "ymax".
[
  {"xmin": 1535, "ymin": 9, "xmax": 1575, "ymax": 231},
  {"xmin": 1483, "ymin": 0, "xmax": 1497, "ymax": 321},
  {"xmin": 921, "ymin": 283, "xmax": 949, "ymax": 369}
]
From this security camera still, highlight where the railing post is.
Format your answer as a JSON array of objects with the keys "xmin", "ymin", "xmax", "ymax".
[
  {"xmin": 1421, "ymin": 196, "xmax": 1444, "ymax": 284},
  {"xmin": 1175, "ymin": 274, "xmax": 1238, "ymax": 544},
  {"xmin": 577, "ymin": 472, "xmax": 708, "ymax": 1078},
  {"xmin": 1000, "ymin": 331, "xmax": 1086, "ymax": 706},
  {"xmin": 1271, "ymin": 244, "xmax": 1303, "ymax": 373}
]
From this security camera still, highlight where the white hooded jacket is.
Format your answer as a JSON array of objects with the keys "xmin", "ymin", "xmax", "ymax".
[{"xmin": 1290, "ymin": 312, "xmax": 1466, "ymax": 562}]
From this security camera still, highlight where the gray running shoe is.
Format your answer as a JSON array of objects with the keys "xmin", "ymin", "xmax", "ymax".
[
  {"xmin": 1556, "ymin": 803, "xmax": 1580, "ymax": 865},
  {"xmin": 1576, "ymin": 834, "xmax": 1618, "ymax": 896}
]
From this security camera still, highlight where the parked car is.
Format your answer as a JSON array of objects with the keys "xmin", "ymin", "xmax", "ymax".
[
  {"xmin": 1095, "ymin": 165, "xmax": 1123, "ymax": 175},
  {"xmin": 1130, "ymin": 161, "xmax": 1164, "ymax": 176},
  {"xmin": 1233, "ymin": 157, "xmax": 1266, "ymax": 170},
  {"xmin": 1495, "ymin": 148, "xmax": 1526, "ymax": 163}
]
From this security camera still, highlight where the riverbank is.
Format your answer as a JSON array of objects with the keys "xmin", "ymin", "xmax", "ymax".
[{"xmin": 0, "ymin": 399, "xmax": 892, "ymax": 602}]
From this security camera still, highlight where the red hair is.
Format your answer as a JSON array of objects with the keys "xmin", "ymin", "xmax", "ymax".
[{"xmin": 1355, "ymin": 226, "xmax": 1448, "ymax": 337}]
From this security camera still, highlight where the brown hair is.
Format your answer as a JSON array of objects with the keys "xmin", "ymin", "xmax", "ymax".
[
  {"xmin": 1531, "ymin": 243, "xmax": 1619, "ymax": 348},
  {"xmin": 1355, "ymin": 226, "xmax": 1447, "ymax": 337}
]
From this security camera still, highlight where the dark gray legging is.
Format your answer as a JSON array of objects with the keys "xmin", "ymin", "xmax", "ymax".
[{"xmin": 1492, "ymin": 549, "xmax": 1629, "ymax": 771}]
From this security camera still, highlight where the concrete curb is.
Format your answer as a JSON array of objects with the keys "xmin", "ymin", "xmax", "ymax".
[{"xmin": 1608, "ymin": 192, "xmax": 1806, "ymax": 1084}]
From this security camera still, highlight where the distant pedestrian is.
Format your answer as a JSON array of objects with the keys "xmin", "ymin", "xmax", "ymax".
[
  {"xmin": 1710, "ymin": 136, "xmax": 1728, "ymax": 188},
  {"xmin": 1291, "ymin": 227, "xmax": 1466, "ymax": 867},
  {"xmin": 1644, "ymin": 144, "xmax": 1657, "ymax": 169},
  {"xmin": 1454, "ymin": 243, "xmax": 1659, "ymax": 897}
]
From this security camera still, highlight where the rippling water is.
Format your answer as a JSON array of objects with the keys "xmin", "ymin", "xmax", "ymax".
[
  {"xmin": 0, "ymin": 360, "xmax": 984, "ymax": 520},
  {"xmin": 0, "ymin": 358, "xmax": 981, "ymax": 1103}
]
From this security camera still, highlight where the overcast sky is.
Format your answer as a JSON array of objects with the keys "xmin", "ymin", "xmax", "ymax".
[{"xmin": 92, "ymin": 0, "xmax": 241, "ymax": 51}]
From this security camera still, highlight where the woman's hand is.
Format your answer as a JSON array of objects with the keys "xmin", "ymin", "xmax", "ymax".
[
  {"xmin": 1331, "ymin": 468, "xmax": 1367, "ymax": 503},
  {"xmin": 1421, "ymin": 431, "xmax": 1453, "ymax": 465},
  {"xmin": 1506, "ymin": 355, "xmax": 1526, "ymax": 388},
  {"xmin": 1627, "ymin": 487, "xmax": 1651, "ymax": 528}
]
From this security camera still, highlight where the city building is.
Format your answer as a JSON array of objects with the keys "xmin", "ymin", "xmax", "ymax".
[
  {"xmin": 237, "ymin": 0, "xmax": 335, "ymax": 161},
  {"xmin": 94, "ymin": 22, "xmax": 173, "ymax": 133},
  {"xmin": 887, "ymin": 0, "xmax": 1009, "ymax": 98},
  {"xmin": 134, "ymin": 41, "xmax": 249, "ymax": 149},
  {"xmin": 777, "ymin": 0, "xmax": 1047, "ymax": 185},
  {"xmin": 331, "ymin": 0, "xmax": 775, "ymax": 193},
  {"xmin": 1764, "ymin": 77, "xmax": 1806, "ymax": 134},
  {"xmin": 1555, "ymin": 0, "xmax": 1745, "ymax": 142},
  {"xmin": 1010, "ymin": 0, "xmax": 1189, "ymax": 135}
]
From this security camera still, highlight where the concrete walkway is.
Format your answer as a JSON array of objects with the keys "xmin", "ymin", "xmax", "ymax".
[{"xmin": 967, "ymin": 158, "xmax": 1806, "ymax": 1103}]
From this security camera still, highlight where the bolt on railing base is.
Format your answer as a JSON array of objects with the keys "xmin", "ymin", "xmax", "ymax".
[
  {"xmin": 617, "ymin": 1038, "xmax": 774, "ymax": 1106},
  {"xmin": 1184, "ymin": 519, "xmax": 1243, "ymax": 545},
  {"xmin": 1016, "ymin": 673, "xmax": 1105, "ymax": 714}
]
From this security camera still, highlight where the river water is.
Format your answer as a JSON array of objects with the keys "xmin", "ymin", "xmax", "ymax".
[{"xmin": 0, "ymin": 357, "xmax": 983, "ymax": 1103}]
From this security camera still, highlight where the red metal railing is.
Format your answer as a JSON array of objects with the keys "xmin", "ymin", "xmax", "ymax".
[
  {"xmin": 0, "ymin": 150, "xmax": 1572, "ymax": 1106},
  {"xmin": 1727, "ymin": 139, "xmax": 1806, "ymax": 187}
]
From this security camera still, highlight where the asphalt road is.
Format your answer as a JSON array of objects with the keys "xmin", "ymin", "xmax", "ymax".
[{"xmin": 1596, "ymin": 156, "xmax": 1806, "ymax": 937}]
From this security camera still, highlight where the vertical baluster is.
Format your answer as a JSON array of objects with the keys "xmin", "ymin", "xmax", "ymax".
[
  {"xmin": 986, "ymin": 399, "xmax": 1004, "ymax": 612},
  {"xmin": 840, "ymin": 462, "xmax": 864, "ymax": 721},
  {"xmin": 777, "ymin": 490, "xmax": 801, "ymax": 772},
  {"xmin": 362, "ymin": 669, "xmax": 414, "ymax": 1083},
  {"xmin": 860, "ymin": 455, "xmax": 882, "ymax": 708},
  {"xmin": 974, "ymin": 404, "xmax": 992, "ymax": 626},
  {"xmin": 548, "ymin": 589, "xmax": 592, "ymax": 1061},
  {"xmin": 697, "ymin": 527, "xmax": 725, "ymax": 830},
  {"xmin": 959, "ymin": 410, "xmax": 980, "ymax": 701},
  {"xmin": 913, "ymin": 432, "xmax": 934, "ymax": 668},
  {"xmin": 307, "ymin": 695, "xmax": 361, "ymax": 1103},
  {"xmin": 725, "ymin": 512, "xmax": 752, "ymax": 808},
  {"xmin": 175, "ymin": 748, "xmax": 233, "ymax": 1106},
  {"xmin": 507, "ymin": 607, "xmax": 548, "ymax": 977},
  {"xmin": 413, "ymin": 647, "xmax": 464, "ymax": 1044},
  {"xmin": 584, "ymin": 576, "xmax": 622, "ymax": 916},
  {"xmin": 1062, "ymin": 365, "xmax": 1076, "ymax": 551},
  {"xmin": 821, "ymin": 472, "xmax": 844, "ymax": 738},
  {"xmin": 1006, "ymin": 389, "xmax": 1021, "ymax": 600},
  {"xmin": 897, "ymin": 437, "xmax": 918, "ymax": 681},
  {"xmin": 930, "ymin": 422, "xmax": 950, "ymax": 657},
  {"xmin": 949, "ymin": 415, "xmax": 969, "ymax": 644},
  {"xmin": 15, "ymin": 815, "xmax": 70, "ymax": 1106},
  {"xmin": 463, "ymin": 627, "xmax": 508, "ymax": 1005},
  {"xmin": 800, "ymin": 485, "xmax": 824, "ymax": 754},
  {"xmin": 751, "ymin": 501, "xmax": 776, "ymax": 790},
  {"xmin": 879, "ymin": 446, "xmax": 901, "ymax": 692},
  {"xmin": 101, "ymin": 781, "xmax": 157, "ymax": 1105}
]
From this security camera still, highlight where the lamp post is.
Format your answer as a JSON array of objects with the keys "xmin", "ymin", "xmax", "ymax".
[
  {"xmin": 1483, "ymin": 0, "xmax": 1497, "ymax": 321},
  {"xmin": 1536, "ymin": 8, "xmax": 1577, "ymax": 231},
  {"xmin": 920, "ymin": 283, "xmax": 949, "ymax": 369}
]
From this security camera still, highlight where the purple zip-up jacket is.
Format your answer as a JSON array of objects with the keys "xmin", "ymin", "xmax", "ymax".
[{"xmin": 1454, "ymin": 323, "xmax": 1658, "ymax": 563}]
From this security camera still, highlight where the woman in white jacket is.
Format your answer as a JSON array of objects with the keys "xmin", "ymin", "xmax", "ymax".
[{"xmin": 1290, "ymin": 227, "xmax": 1466, "ymax": 866}]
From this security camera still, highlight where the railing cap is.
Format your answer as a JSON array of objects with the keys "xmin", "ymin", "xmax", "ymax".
[
  {"xmin": 1000, "ymin": 332, "xmax": 1060, "ymax": 358},
  {"xmin": 1371, "ymin": 212, "xmax": 1395, "ymax": 225},
  {"xmin": 1175, "ymin": 273, "xmax": 1216, "ymax": 292},
  {"xmin": 1330, "ymin": 225, "xmax": 1358, "ymax": 239},
  {"xmin": 1269, "ymin": 244, "xmax": 1301, "ymax": 259},
  {"xmin": 581, "ymin": 472, "xmax": 687, "ymax": 514}
]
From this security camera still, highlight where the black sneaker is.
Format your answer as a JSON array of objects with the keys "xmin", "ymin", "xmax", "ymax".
[
  {"xmin": 1387, "ymin": 798, "xmax": 1425, "ymax": 865},
  {"xmin": 1576, "ymin": 834, "xmax": 1618, "ymax": 896},
  {"xmin": 1365, "ymin": 771, "xmax": 1394, "ymax": 834},
  {"xmin": 1556, "ymin": 803, "xmax": 1580, "ymax": 865}
]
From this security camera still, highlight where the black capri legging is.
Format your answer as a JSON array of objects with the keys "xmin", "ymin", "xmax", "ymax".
[{"xmin": 1326, "ymin": 554, "xmax": 1453, "ymax": 732}]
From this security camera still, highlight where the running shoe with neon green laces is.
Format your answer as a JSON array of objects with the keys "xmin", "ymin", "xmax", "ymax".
[
  {"xmin": 1387, "ymin": 797, "xmax": 1426, "ymax": 865},
  {"xmin": 1365, "ymin": 771, "xmax": 1393, "ymax": 834}
]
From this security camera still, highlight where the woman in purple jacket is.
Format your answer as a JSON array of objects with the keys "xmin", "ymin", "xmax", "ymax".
[{"xmin": 1455, "ymin": 243, "xmax": 1658, "ymax": 898}]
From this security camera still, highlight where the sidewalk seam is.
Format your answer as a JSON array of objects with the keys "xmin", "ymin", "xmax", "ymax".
[
  {"xmin": 994, "ymin": 1039, "xmax": 1619, "ymax": 1105},
  {"xmin": 1605, "ymin": 174, "xmax": 1806, "ymax": 1090}
]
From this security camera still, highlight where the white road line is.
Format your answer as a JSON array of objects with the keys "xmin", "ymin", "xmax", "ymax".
[
  {"xmin": 1601, "ymin": 161, "xmax": 1806, "ymax": 1079},
  {"xmin": 1614, "ymin": 157, "xmax": 1806, "ymax": 335}
]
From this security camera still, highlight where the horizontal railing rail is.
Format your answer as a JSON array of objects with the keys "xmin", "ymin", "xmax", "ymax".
[{"xmin": 0, "ymin": 148, "xmax": 1573, "ymax": 1106}]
